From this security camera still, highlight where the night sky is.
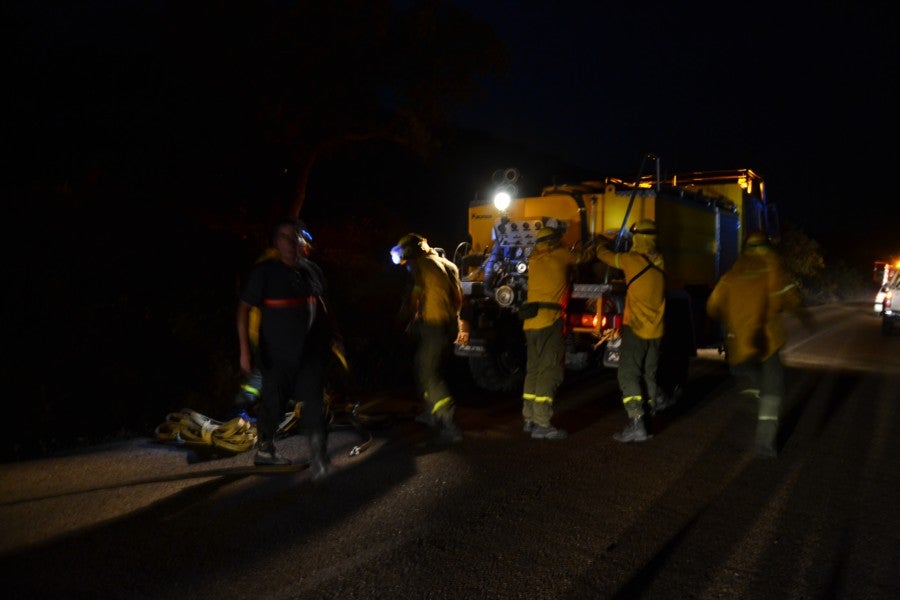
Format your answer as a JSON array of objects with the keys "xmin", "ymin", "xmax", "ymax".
[
  {"xmin": 5, "ymin": 1, "xmax": 900, "ymax": 259},
  {"xmin": 450, "ymin": 1, "xmax": 900, "ymax": 260}
]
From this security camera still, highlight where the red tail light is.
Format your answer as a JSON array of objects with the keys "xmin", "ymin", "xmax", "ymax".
[
  {"xmin": 600, "ymin": 314, "xmax": 621, "ymax": 328},
  {"xmin": 566, "ymin": 311, "xmax": 622, "ymax": 331},
  {"xmin": 568, "ymin": 313, "xmax": 599, "ymax": 328}
]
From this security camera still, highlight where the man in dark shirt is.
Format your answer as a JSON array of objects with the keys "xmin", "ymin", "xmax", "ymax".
[{"xmin": 237, "ymin": 219, "xmax": 335, "ymax": 478}]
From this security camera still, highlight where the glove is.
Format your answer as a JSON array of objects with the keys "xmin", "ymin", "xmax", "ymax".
[{"xmin": 331, "ymin": 340, "xmax": 349, "ymax": 372}]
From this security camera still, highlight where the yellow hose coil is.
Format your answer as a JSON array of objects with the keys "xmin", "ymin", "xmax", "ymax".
[{"xmin": 154, "ymin": 409, "xmax": 258, "ymax": 453}]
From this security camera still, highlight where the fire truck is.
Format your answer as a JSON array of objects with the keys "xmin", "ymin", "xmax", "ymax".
[{"xmin": 452, "ymin": 157, "xmax": 779, "ymax": 394}]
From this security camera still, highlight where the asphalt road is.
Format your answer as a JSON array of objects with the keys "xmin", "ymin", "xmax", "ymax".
[{"xmin": 2, "ymin": 303, "xmax": 899, "ymax": 599}]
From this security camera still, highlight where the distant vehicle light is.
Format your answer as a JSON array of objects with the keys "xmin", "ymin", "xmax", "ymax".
[{"xmin": 875, "ymin": 286, "xmax": 889, "ymax": 314}]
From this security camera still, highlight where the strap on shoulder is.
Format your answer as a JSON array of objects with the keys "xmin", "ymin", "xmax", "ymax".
[{"xmin": 626, "ymin": 254, "xmax": 665, "ymax": 289}]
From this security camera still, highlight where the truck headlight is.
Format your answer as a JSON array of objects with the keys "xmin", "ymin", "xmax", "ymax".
[
  {"xmin": 493, "ymin": 191, "xmax": 511, "ymax": 211},
  {"xmin": 495, "ymin": 285, "xmax": 515, "ymax": 307}
]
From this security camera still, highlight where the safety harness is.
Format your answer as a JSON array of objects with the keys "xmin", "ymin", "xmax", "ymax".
[{"xmin": 626, "ymin": 253, "xmax": 665, "ymax": 289}]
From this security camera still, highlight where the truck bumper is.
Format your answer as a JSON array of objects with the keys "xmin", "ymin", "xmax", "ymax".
[{"xmin": 454, "ymin": 342, "xmax": 487, "ymax": 357}]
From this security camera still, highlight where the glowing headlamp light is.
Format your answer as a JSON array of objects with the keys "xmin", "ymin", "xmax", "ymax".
[{"xmin": 390, "ymin": 245, "xmax": 404, "ymax": 265}]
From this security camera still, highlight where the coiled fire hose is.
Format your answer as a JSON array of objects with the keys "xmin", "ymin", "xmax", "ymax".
[
  {"xmin": 154, "ymin": 409, "xmax": 263, "ymax": 453},
  {"xmin": 154, "ymin": 345, "xmax": 370, "ymax": 455},
  {"xmin": 153, "ymin": 397, "xmax": 374, "ymax": 456}
]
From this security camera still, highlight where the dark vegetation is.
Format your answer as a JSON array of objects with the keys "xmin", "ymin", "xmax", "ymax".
[
  {"xmin": 2, "ymin": 1, "xmax": 591, "ymax": 460},
  {"xmin": 2, "ymin": 1, "xmax": 873, "ymax": 461}
]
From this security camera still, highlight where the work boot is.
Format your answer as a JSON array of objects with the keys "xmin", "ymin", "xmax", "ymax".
[
  {"xmin": 415, "ymin": 410, "xmax": 436, "ymax": 427},
  {"xmin": 530, "ymin": 425, "xmax": 568, "ymax": 440},
  {"xmin": 309, "ymin": 431, "xmax": 332, "ymax": 481},
  {"xmin": 650, "ymin": 389, "xmax": 677, "ymax": 415},
  {"xmin": 254, "ymin": 443, "xmax": 291, "ymax": 466},
  {"xmin": 613, "ymin": 417, "xmax": 649, "ymax": 443},
  {"xmin": 755, "ymin": 419, "xmax": 779, "ymax": 458},
  {"xmin": 523, "ymin": 419, "xmax": 535, "ymax": 433},
  {"xmin": 310, "ymin": 457, "xmax": 331, "ymax": 481},
  {"xmin": 438, "ymin": 419, "xmax": 463, "ymax": 444}
]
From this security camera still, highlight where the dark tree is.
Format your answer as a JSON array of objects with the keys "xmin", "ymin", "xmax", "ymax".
[{"xmin": 166, "ymin": 0, "xmax": 509, "ymax": 219}]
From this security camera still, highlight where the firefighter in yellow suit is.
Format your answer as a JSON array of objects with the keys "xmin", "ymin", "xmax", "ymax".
[
  {"xmin": 706, "ymin": 231, "xmax": 812, "ymax": 457},
  {"xmin": 596, "ymin": 219, "xmax": 666, "ymax": 443},
  {"xmin": 392, "ymin": 233, "xmax": 465, "ymax": 445},
  {"xmin": 521, "ymin": 225, "xmax": 578, "ymax": 440}
]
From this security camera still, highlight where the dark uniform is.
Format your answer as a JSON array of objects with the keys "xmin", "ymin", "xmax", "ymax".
[{"xmin": 238, "ymin": 219, "xmax": 336, "ymax": 477}]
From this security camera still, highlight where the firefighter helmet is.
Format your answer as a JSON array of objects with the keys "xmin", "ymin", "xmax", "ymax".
[
  {"xmin": 744, "ymin": 231, "xmax": 772, "ymax": 251},
  {"xmin": 629, "ymin": 219, "xmax": 658, "ymax": 236},
  {"xmin": 536, "ymin": 226, "xmax": 562, "ymax": 244},
  {"xmin": 391, "ymin": 233, "xmax": 429, "ymax": 265}
]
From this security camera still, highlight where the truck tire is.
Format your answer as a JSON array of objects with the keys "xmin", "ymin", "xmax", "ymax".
[
  {"xmin": 659, "ymin": 290, "xmax": 696, "ymax": 397},
  {"xmin": 882, "ymin": 317, "xmax": 894, "ymax": 336},
  {"xmin": 468, "ymin": 352, "xmax": 525, "ymax": 393}
]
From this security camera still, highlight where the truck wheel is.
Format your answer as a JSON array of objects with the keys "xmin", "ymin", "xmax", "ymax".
[
  {"xmin": 468, "ymin": 353, "xmax": 525, "ymax": 393},
  {"xmin": 882, "ymin": 318, "xmax": 894, "ymax": 336},
  {"xmin": 659, "ymin": 350, "xmax": 690, "ymax": 397},
  {"xmin": 659, "ymin": 290, "xmax": 694, "ymax": 396}
]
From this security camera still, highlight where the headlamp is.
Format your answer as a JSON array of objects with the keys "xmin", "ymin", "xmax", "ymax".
[
  {"xmin": 390, "ymin": 245, "xmax": 404, "ymax": 265},
  {"xmin": 629, "ymin": 224, "xmax": 658, "ymax": 235}
]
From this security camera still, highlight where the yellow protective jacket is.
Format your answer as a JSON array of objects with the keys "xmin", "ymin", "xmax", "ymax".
[
  {"xmin": 596, "ymin": 247, "xmax": 665, "ymax": 340},
  {"xmin": 523, "ymin": 243, "xmax": 577, "ymax": 331},
  {"xmin": 409, "ymin": 252, "xmax": 463, "ymax": 325},
  {"xmin": 706, "ymin": 249, "xmax": 804, "ymax": 364}
]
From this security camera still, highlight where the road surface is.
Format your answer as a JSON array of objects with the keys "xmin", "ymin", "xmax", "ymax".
[{"xmin": 2, "ymin": 303, "xmax": 899, "ymax": 598}]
